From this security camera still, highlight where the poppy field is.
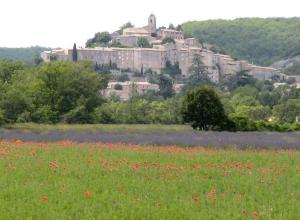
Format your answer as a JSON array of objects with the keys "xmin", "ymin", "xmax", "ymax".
[{"xmin": 0, "ymin": 141, "xmax": 300, "ymax": 219}]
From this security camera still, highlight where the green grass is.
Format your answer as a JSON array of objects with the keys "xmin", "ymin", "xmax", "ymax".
[
  {"xmin": 0, "ymin": 141, "xmax": 299, "ymax": 219},
  {"xmin": 3, "ymin": 123, "xmax": 192, "ymax": 132}
]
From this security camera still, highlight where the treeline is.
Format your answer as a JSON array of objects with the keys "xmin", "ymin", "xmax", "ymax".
[
  {"xmin": 0, "ymin": 60, "xmax": 108, "ymax": 124},
  {"xmin": 0, "ymin": 46, "xmax": 49, "ymax": 62},
  {"xmin": 94, "ymin": 98, "xmax": 182, "ymax": 124},
  {"xmin": 94, "ymin": 77, "xmax": 300, "ymax": 131},
  {"xmin": 0, "ymin": 59, "xmax": 181, "ymax": 125},
  {"xmin": 1, "ymin": 58, "xmax": 300, "ymax": 132},
  {"xmin": 220, "ymin": 82, "xmax": 300, "ymax": 131},
  {"xmin": 182, "ymin": 18, "xmax": 300, "ymax": 66}
]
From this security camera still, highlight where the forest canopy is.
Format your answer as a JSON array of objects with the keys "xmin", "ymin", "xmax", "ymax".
[
  {"xmin": 0, "ymin": 46, "xmax": 49, "ymax": 62},
  {"xmin": 182, "ymin": 18, "xmax": 300, "ymax": 66}
]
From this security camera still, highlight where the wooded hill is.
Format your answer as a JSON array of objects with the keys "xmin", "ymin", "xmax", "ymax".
[
  {"xmin": 0, "ymin": 46, "xmax": 49, "ymax": 62},
  {"xmin": 182, "ymin": 18, "xmax": 300, "ymax": 66}
]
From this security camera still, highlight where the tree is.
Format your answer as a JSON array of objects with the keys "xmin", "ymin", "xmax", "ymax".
[
  {"xmin": 34, "ymin": 61, "xmax": 108, "ymax": 123},
  {"xmin": 116, "ymin": 73, "xmax": 130, "ymax": 82},
  {"xmin": 161, "ymin": 60, "xmax": 181, "ymax": 78},
  {"xmin": 209, "ymin": 45, "xmax": 227, "ymax": 54},
  {"xmin": 95, "ymin": 32, "xmax": 112, "ymax": 45},
  {"xmin": 1, "ymin": 87, "xmax": 32, "ymax": 122},
  {"xmin": 0, "ymin": 59, "xmax": 24, "ymax": 83},
  {"xmin": 94, "ymin": 98, "xmax": 182, "ymax": 124},
  {"xmin": 168, "ymin": 24, "xmax": 176, "ymax": 30},
  {"xmin": 229, "ymin": 115, "xmax": 257, "ymax": 131},
  {"xmin": 118, "ymin": 22, "xmax": 134, "ymax": 34},
  {"xmin": 149, "ymin": 98, "xmax": 182, "ymax": 124},
  {"xmin": 86, "ymin": 32, "xmax": 112, "ymax": 47},
  {"xmin": 85, "ymin": 39, "xmax": 94, "ymax": 48},
  {"xmin": 158, "ymin": 74, "xmax": 174, "ymax": 99},
  {"xmin": 259, "ymin": 91, "xmax": 280, "ymax": 107},
  {"xmin": 162, "ymin": 37, "xmax": 175, "ymax": 44},
  {"xmin": 230, "ymin": 94, "xmax": 260, "ymax": 108},
  {"xmin": 232, "ymin": 85, "xmax": 259, "ymax": 97},
  {"xmin": 230, "ymin": 105, "xmax": 271, "ymax": 121},
  {"xmin": 191, "ymin": 54, "xmax": 208, "ymax": 74},
  {"xmin": 137, "ymin": 37, "xmax": 151, "ymax": 48},
  {"xmin": 114, "ymin": 84, "xmax": 123, "ymax": 90},
  {"xmin": 249, "ymin": 105, "xmax": 272, "ymax": 121},
  {"xmin": 220, "ymin": 70, "xmax": 257, "ymax": 91},
  {"xmin": 273, "ymin": 99, "xmax": 300, "ymax": 123},
  {"xmin": 181, "ymin": 86, "xmax": 228, "ymax": 130},
  {"xmin": 0, "ymin": 108, "xmax": 4, "ymax": 125},
  {"xmin": 141, "ymin": 64, "xmax": 144, "ymax": 75},
  {"xmin": 49, "ymin": 55, "xmax": 58, "ymax": 61},
  {"xmin": 62, "ymin": 105, "xmax": 90, "ymax": 124},
  {"xmin": 183, "ymin": 54, "xmax": 212, "ymax": 92},
  {"xmin": 33, "ymin": 54, "xmax": 44, "ymax": 66},
  {"xmin": 176, "ymin": 25, "xmax": 183, "ymax": 32},
  {"xmin": 0, "ymin": 69, "xmax": 37, "ymax": 123},
  {"xmin": 72, "ymin": 43, "xmax": 78, "ymax": 62}
]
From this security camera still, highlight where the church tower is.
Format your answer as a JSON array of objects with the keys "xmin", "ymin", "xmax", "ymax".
[{"xmin": 148, "ymin": 14, "xmax": 157, "ymax": 34}]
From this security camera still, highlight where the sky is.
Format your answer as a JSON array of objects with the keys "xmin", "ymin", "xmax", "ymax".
[{"xmin": 0, "ymin": 0, "xmax": 299, "ymax": 48}]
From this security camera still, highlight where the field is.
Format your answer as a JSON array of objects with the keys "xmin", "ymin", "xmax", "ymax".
[
  {"xmin": 3, "ymin": 123, "xmax": 192, "ymax": 132},
  {"xmin": 1, "ymin": 140, "xmax": 300, "ymax": 219},
  {"xmin": 1, "ymin": 124, "xmax": 300, "ymax": 148}
]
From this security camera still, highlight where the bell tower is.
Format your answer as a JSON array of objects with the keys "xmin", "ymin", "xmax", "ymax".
[{"xmin": 148, "ymin": 14, "xmax": 157, "ymax": 34}]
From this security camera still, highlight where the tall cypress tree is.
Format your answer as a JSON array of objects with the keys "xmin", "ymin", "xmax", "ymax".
[{"xmin": 72, "ymin": 43, "xmax": 78, "ymax": 62}]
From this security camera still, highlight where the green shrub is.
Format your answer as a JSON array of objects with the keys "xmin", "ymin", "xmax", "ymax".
[
  {"xmin": 31, "ymin": 106, "xmax": 58, "ymax": 124},
  {"xmin": 291, "ymin": 122, "xmax": 300, "ymax": 131},
  {"xmin": 230, "ymin": 116, "xmax": 257, "ymax": 131},
  {"xmin": 93, "ymin": 104, "xmax": 118, "ymax": 124},
  {"xmin": 255, "ymin": 121, "xmax": 293, "ymax": 132},
  {"xmin": 62, "ymin": 106, "xmax": 92, "ymax": 124},
  {"xmin": 149, "ymin": 99, "xmax": 182, "ymax": 124},
  {"xmin": 16, "ymin": 111, "xmax": 31, "ymax": 123},
  {"xmin": 114, "ymin": 84, "xmax": 123, "ymax": 90},
  {"xmin": 116, "ymin": 74, "xmax": 130, "ymax": 82},
  {"xmin": 272, "ymin": 99, "xmax": 300, "ymax": 123},
  {"xmin": 0, "ymin": 109, "xmax": 5, "ymax": 126}
]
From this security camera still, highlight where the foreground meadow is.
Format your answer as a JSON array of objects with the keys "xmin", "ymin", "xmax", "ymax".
[{"xmin": 0, "ymin": 141, "xmax": 299, "ymax": 219}]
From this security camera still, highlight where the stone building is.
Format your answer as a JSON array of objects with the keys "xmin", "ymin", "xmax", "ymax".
[
  {"xmin": 41, "ymin": 14, "xmax": 282, "ymax": 83},
  {"xmin": 113, "ymin": 14, "xmax": 157, "ymax": 47},
  {"xmin": 158, "ymin": 29, "xmax": 184, "ymax": 40},
  {"xmin": 103, "ymin": 81, "xmax": 159, "ymax": 101}
]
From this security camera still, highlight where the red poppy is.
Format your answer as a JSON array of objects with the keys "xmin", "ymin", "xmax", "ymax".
[
  {"xmin": 85, "ymin": 191, "xmax": 91, "ymax": 199},
  {"xmin": 253, "ymin": 211, "xmax": 260, "ymax": 217},
  {"xmin": 41, "ymin": 195, "xmax": 48, "ymax": 202}
]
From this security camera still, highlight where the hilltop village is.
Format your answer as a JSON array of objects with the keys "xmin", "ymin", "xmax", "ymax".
[{"xmin": 41, "ymin": 14, "xmax": 284, "ymax": 100}]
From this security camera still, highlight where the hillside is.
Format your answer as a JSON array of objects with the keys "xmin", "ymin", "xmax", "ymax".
[
  {"xmin": 182, "ymin": 18, "xmax": 300, "ymax": 66},
  {"xmin": 0, "ymin": 46, "xmax": 49, "ymax": 62},
  {"xmin": 271, "ymin": 55, "xmax": 300, "ymax": 75}
]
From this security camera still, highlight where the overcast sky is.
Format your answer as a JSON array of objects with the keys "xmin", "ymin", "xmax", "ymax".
[{"xmin": 0, "ymin": 0, "xmax": 299, "ymax": 48}]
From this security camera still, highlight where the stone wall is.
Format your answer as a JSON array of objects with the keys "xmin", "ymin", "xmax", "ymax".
[{"xmin": 42, "ymin": 45, "xmax": 282, "ymax": 83}]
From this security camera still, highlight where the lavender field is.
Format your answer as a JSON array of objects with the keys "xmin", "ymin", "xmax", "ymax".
[{"xmin": 1, "ymin": 129, "xmax": 300, "ymax": 148}]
